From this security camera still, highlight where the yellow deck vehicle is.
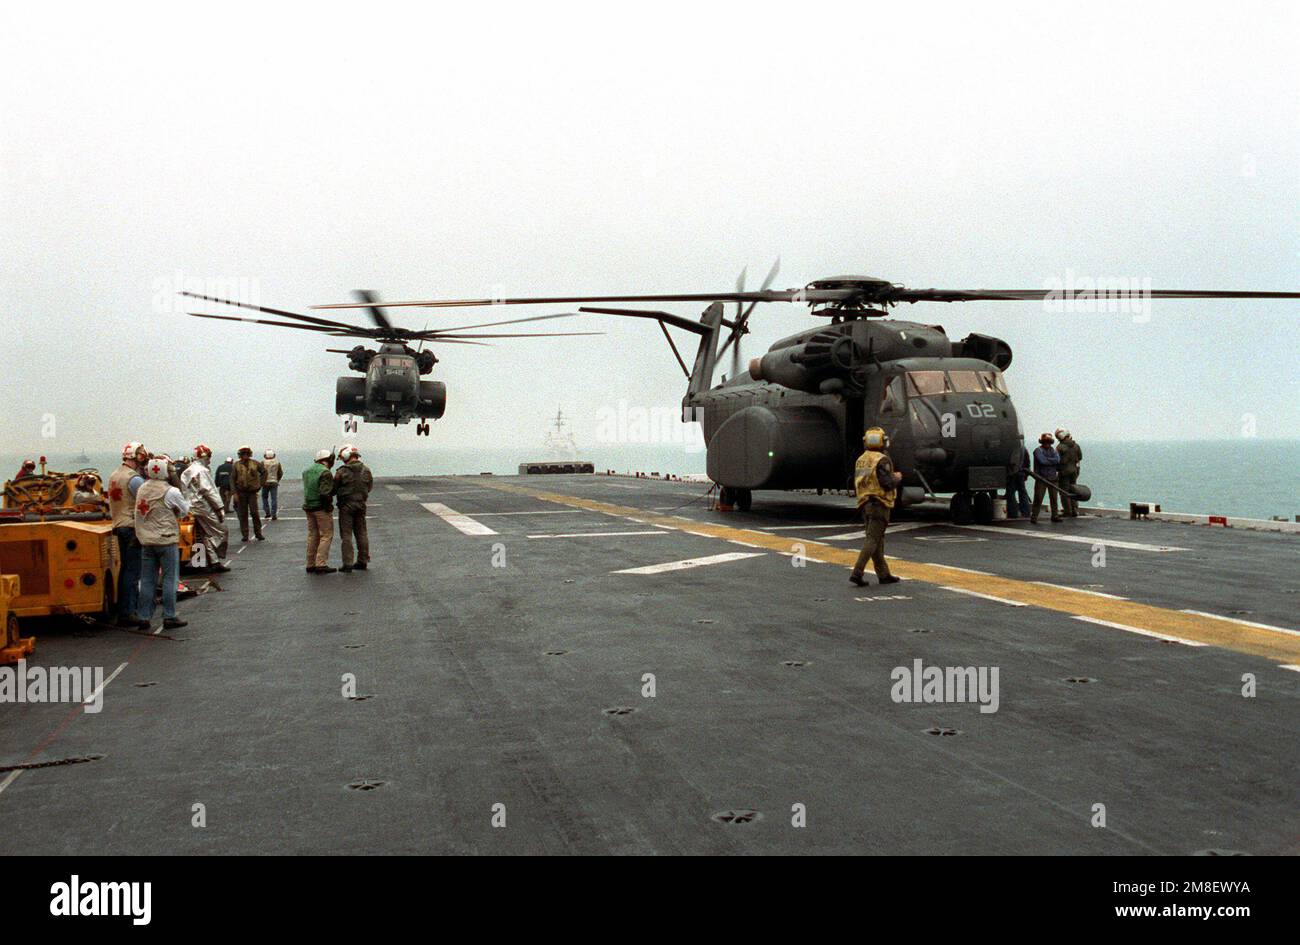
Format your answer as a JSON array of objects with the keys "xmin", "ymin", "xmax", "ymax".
[
  {"xmin": 1, "ymin": 573, "xmax": 36, "ymax": 664},
  {"xmin": 0, "ymin": 519, "xmax": 121, "ymax": 618},
  {"xmin": 2, "ymin": 460, "xmax": 122, "ymax": 618}
]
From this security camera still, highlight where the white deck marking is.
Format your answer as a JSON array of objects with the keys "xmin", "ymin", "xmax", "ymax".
[
  {"xmin": 420, "ymin": 503, "xmax": 498, "ymax": 536},
  {"xmin": 83, "ymin": 662, "xmax": 128, "ymax": 706},
  {"xmin": 1032, "ymin": 581, "xmax": 1129, "ymax": 600},
  {"xmin": 955, "ymin": 524, "xmax": 1188, "ymax": 552},
  {"xmin": 613, "ymin": 552, "xmax": 766, "ymax": 575},
  {"xmin": 765, "ymin": 523, "xmax": 856, "ymax": 531},
  {"xmin": 1280, "ymin": 665, "xmax": 1300, "ymax": 674},
  {"xmin": 1178, "ymin": 610, "xmax": 1300, "ymax": 638},
  {"xmin": 527, "ymin": 530, "xmax": 667, "ymax": 539},
  {"xmin": 473, "ymin": 510, "xmax": 593, "ymax": 517},
  {"xmin": 920, "ymin": 562, "xmax": 993, "ymax": 575},
  {"xmin": 819, "ymin": 531, "xmax": 870, "ymax": 541},
  {"xmin": 940, "ymin": 586, "xmax": 1028, "ymax": 607},
  {"xmin": 396, "ymin": 493, "xmax": 419, "ymax": 501},
  {"xmin": 0, "ymin": 770, "xmax": 21, "ymax": 796},
  {"xmin": 1072, "ymin": 615, "xmax": 1206, "ymax": 646},
  {"xmin": 888, "ymin": 522, "xmax": 942, "ymax": 533}
]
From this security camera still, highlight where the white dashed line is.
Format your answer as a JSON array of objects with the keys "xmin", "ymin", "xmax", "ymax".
[
  {"xmin": 1031, "ymin": 581, "xmax": 1129, "ymax": 600},
  {"xmin": 472, "ymin": 510, "xmax": 593, "ymax": 517},
  {"xmin": 83, "ymin": 662, "xmax": 129, "ymax": 707},
  {"xmin": 613, "ymin": 552, "xmax": 766, "ymax": 575},
  {"xmin": 954, "ymin": 524, "xmax": 1188, "ymax": 552},
  {"xmin": 420, "ymin": 503, "xmax": 497, "ymax": 536},
  {"xmin": 527, "ymin": 531, "xmax": 667, "ymax": 539},
  {"xmin": 1178, "ymin": 610, "xmax": 1300, "ymax": 638},
  {"xmin": 1071, "ymin": 615, "xmax": 1205, "ymax": 646},
  {"xmin": 940, "ymin": 586, "xmax": 1028, "ymax": 607}
]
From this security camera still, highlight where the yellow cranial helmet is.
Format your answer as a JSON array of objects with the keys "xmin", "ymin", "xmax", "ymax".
[{"xmin": 863, "ymin": 427, "xmax": 888, "ymax": 449}]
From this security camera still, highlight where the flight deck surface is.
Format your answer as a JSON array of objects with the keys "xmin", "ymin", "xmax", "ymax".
[{"xmin": 2, "ymin": 474, "xmax": 1296, "ymax": 855}]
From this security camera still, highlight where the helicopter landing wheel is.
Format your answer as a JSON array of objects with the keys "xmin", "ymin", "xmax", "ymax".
[
  {"xmin": 735, "ymin": 488, "xmax": 752, "ymax": 512},
  {"xmin": 950, "ymin": 491, "xmax": 974, "ymax": 525},
  {"xmin": 972, "ymin": 491, "xmax": 995, "ymax": 525},
  {"xmin": 416, "ymin": 422, "xmax": 429, "ymax": 436}
]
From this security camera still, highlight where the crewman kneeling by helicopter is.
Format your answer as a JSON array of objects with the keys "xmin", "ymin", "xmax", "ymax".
[{"xmin": 850, "ymin": 427, "xmax": 903, "ymax": 588}]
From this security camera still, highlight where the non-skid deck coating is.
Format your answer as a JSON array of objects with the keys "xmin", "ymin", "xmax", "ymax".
[{"xmin": 1, "ymin": 474, "xmax": 1296, "ymax": 855}]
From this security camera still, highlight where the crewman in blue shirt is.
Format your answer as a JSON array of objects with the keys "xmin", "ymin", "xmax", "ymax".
[{"xmin": 1030, "ymin": 432, "xmax": 1063, "ymax": 524}]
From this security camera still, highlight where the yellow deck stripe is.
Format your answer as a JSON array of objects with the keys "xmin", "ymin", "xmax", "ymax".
[{"xmin": 464, "ymin": 479, "xmax": 1300, "ymax": 664}]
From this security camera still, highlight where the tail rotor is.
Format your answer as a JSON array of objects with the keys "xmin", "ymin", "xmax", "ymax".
[{"xmin": 717, "ymin": 257, "xmax": 780, "ymax": 380}]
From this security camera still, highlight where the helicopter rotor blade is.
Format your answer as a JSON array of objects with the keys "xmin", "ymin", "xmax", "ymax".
[
  {"xmin": 313, "ymin": 288, "xmax": 844, "ymax": 310},
  {"xmin": 352, "ymin": 289, "xmax": 394, "ymax": 330},
  {"xmin": 730, "ymin": 266, "xmax": 746, "ymax": 379},
  {"xmin": 425, "ymin": 312, "xmax": 587, "ymax": 334},
  {"xmin": 416, "ymin": 330, "xmax": 605, "ymax": 339},
  {"xmin": 888, "ymin": 287, "xmax": 1300, "ymax": 304},
  {"xmin": 187, "ymin": 312, "xmax": 376, "ymax": 337},
  {"xmin": 180, "ymin": 292, "xmax": 364, "ymax": 330},
  {"xmin": 719, "ymin": 256, "xmax": 782, "ymax": 373}
]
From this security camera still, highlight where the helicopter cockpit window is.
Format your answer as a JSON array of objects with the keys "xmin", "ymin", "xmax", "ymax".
[
  {"xmin": 979, "ymin": 370, "xmax": 1008, "ymax": 394},
  {"xmin": 948, "ymin": 371, "xmax": 987, "ymax": 393},
  {"xmin": 906, "ymin": 371, "xmax": 951, "ymax": 397},
  {"xmin": 881, "ymin": 376, "xmax": 905, "ymax": 413}
]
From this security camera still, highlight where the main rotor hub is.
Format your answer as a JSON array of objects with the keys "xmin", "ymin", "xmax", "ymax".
[{"xmin": 805, "ymin": 276, "xmax": 902, "ymax": 314}]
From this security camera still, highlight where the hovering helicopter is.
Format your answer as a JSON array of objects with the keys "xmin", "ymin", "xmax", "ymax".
[
  {"xmin": 182, "ymin": 290, "xmax": 600, "ymax": 435},
  {"xmin": 316, "ymin": 272, "xmax": 1299, "ymax": 521}
]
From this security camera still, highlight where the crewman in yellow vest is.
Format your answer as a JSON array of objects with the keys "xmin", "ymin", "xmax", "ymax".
[{"xmin": 850, "ymin": 427, "xmax": 903, "ymax": 588}]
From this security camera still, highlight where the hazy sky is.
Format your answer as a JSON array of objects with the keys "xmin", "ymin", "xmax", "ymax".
[{"xmin": 2, "ymin": 1, "xmax": 1296, "ymax": 457}]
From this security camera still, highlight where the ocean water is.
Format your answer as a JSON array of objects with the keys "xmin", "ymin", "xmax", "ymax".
[{"xmin": 5, "ymin": 439, "xmax": 1296, "ymax": 522}]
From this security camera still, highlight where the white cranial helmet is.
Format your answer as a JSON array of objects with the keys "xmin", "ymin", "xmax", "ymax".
[
  {"xmin": 145, "ymin": 458, "xmax": 171, "ymax": 481},
  {"xmin": 315, "ymin": 448, "xmax": 334, "ymax": 462}
]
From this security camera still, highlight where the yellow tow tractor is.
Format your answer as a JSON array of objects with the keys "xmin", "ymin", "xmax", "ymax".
[
  {"xmin": 1, "ymin": 573, "xmax": 35, "ymax": 664},
  {"xmin": 0, "ymin": 458, "xmax": 121, "ymax": 619}
]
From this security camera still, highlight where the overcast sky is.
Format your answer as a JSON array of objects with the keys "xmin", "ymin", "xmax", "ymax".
[{"xmin": 2, "ymin": 1, "xmax": 1296, "ymax": 457}]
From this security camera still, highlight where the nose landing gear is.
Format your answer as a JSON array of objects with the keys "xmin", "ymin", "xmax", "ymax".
[
  {"xmin": 342, "ymin": 416, "xmax": 359, "ymax": 434},
  {"xmin": 416, "ymin": 422, "xmax": 430, "ymax": 436}
]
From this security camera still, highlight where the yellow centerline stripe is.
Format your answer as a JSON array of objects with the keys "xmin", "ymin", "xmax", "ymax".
[{"xmin": 464, "ymin": 479, "xmax": 1300, "ymax": 664}]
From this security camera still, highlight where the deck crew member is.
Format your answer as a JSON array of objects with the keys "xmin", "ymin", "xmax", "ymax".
[
  {"xmin": 1030, "ymin": 432, "xmax": 1063, "ymax": 524},
  {"xmin": 14, "ymin": 459, "xmax": 36, "ymax": 480},
  {"xmin": 261, "ymin": 449, "xmax": 284, "ymax": 521},
  {"xmin": 72, "ymin": 474, "xmax": 104, "ymax": 508},
  {"xmin": 182, "ymin": 444, "xmax": 230, "ymax": 571},
  {"xmin": 107, "ymin": 442, "xmax": 149, "ymax": 628},
  {"xmin": 1005, "ymin": 444, "xmax": 1031, "ymax": 520},
  {"xmin": 849, "ymin": 427, "xmax": 903, "ymax": 588},
  {"xmin": 302, "ymin": 449, "xmax": 338, "ymax": 574},
  {"xmin": 133, "ymin": 456, "xmax": 190, "ymax": 630},
  {"xmin": 231, "ymin": 445, "xmax": 266, "ymax": 542},
  {"xmin": 333, "ymin": 445, "xmax": 373, "ymax": 572},
  {"xmin": 215, "ymin": 456, "xmax": 234, "ymax": 512},
  {"xmin": 1055, "ymin": 428, "xmax": 1082, "ymax": 518}
]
